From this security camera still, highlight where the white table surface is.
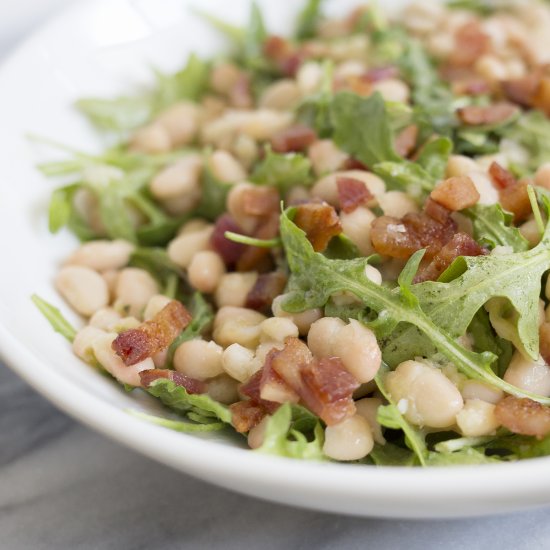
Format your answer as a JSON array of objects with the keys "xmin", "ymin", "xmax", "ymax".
[{"xmin": 2, "ymin": 2, "xmax": 550, "ymax": 548}]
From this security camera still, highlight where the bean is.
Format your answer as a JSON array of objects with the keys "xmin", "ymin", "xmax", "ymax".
[
  {"xmin": 65, "ymin": 239, "xmax": 134, "ymax": 272},
  {"xmin": 311, "ymin": 170, "xmax": 385, "ymax": 207},
  {"xmin": 130, "ymin": 124, "xmax": 172, "ymax": 154},
  {"xmin": 209, "ymin": 150, "xmax": 247, "ymax": 183},
  {"xmin": 461, "ymin": 380, "xmax": 504, "ymax": 404},
  {"xmin": 248, "ymin": 415, "xmax": 270, "ymax": 449},
  {"xmin": 308, "ymin": 140, "xmax": 348, "ymax": 177},
  {"xmin": 155, "ymin": 102, "xmax": 200, "ymax": 147},
  {"xmin": 149, "ymin": 155, "xmax": 203, "ymax": 204},
  {"xmin": 168, "ymin": 226, "xmax": 213, "ymax": 269},
  {"xmin": 260, "ymin": 79, "xmax": 302, "ymax": 110},
  {"xmin": 143, "ymin": 294, "xmax": 172, "ymax": 321},
  {"xmin": 340, "ymin": 206, "xmax": 376, "ymax": 256},
  {"xmin": 210, "ymin": 62, "xmax": 241, "ymax": 94},
  {"xmin": 371, "ymin": 79, "xmax": 410, "ymax": 104},
  {"xmin": 355, "ymin": 397, "xmax": 386, "ymax": 444},
  {"xmin": 222, "ymin": 343, "xmax": 258, "ymax": 382},
  {"xmin": 446, "ymin": 155, "xmax": 479, "ymax": 178},
  {"xmin": 56, "ymin": 266, "xmax": 109, "ymax": 317},
  {"xmin": 296, "ymin": 61, "xmax": 323, "ymax": 95},
  {"xmin": 535, "ymin": 162, "xmax": 550, "ymax": 190},
  {"xmin": 188, "ymin": 251, "xmax": 226, "ymax": 294},
  {"xmin": 323, "ymin": 414, "xmax": 374, "ymax": 461},
  {"xmin": 456, "ymin": 399, "xmax": 500, "ymax": 437},
  {"xmin": 468, "ymin": 172, "xmax": 499, "ymax": 206},
  {"xmin": 503, "ymin": 351, "xmax": 550, "ymax": 397},
  {"xmin": 307, "ymin": 317, "xmax": 346, "ymax": 359},
  {"xmin": 114, "ymin": 268, "xmax": 159, "ymax": 318},
  {"xmin": 271, "ymin": 295, "xmax": 322, "ymax": 336},
  {"xmin": 260, "ymin": 317, "xmax": 299, "ymax": 343},
  {"xmin": 89, "ymin": 307, "xmax": 122, "ymax": 331},
  {"xmin": 173, "ymin": 339, "xmax": 224, "ymax": 380},
  {"xmin": 386, "ymin": 360, "xmax": 464, "ymax": 428},
  {"xmin": 520, "ymin": 218, "xmax": 542, "ymax": 247},
  {"xmin": 73, "ymin": 325, "xmax": 105, "ymax": 363},
  {"xmin": 377, "ymin": 191, "xmax": 419, "ymax": 218},
  {"xmin": 215, "ymin": 272, "xmax": 258, "ymax": 308},
  {"xmin": 213, "ymin": 306, "xmax": 266, "ymax": 348}
]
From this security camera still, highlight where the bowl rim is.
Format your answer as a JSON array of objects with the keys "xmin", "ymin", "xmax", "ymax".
[{"xmin": 2, "ymin": 0, "xmax": 550, "ymax": 515}]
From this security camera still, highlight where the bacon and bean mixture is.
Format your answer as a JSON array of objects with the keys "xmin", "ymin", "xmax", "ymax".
[{"xmin": 36, "ymin": 0, "xmax": 550, "ymax": 465}]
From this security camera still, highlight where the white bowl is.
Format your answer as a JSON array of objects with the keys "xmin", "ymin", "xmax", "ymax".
[{"xmin": 1, "ymin": 0, "xmax": 550, "ymax": 519}]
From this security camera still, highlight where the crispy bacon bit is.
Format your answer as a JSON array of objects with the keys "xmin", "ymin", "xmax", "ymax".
[
  {"xmin": 230, "ymin": 400, "xmax": 268, "ymax": 433},
  {"xmin": 241, "ymin": 186, "xmax": 280, "ymax": 217},
  {"xmin": 456, "ymin": 103, "xmax": 518, "ymax": 126},
  {"xmin": 211, "ymin": 214, "xmax": 247, "ymax": 267},
  {"xmin": 245, "ymin": 271, "xmax": 287, "ymax": 313},
  {"xmin": 395, "ymin": 125, "xmax": 419, "ymax": 158},
  {"xmin": 337, "ymin": 177, "xmax": 374, "ymax": 214},
  {"xmin": 300, "ymin": 357, "xmax": 359, "ymax": 426},
  {"xmin": 342, "ymin": 157, "xmax": 369, "ymax": 171},
  {"xmin": 371, "ymin": 211, "xmax": 457, "ymax": 260},
  {"xmin": 139, "ymin": 369, "xmax": 206, "ymax": 394},
  {"xmin": 239, "ymin": 369, "xmax": 280, "ymax": 414},
  {"xmin": 414, "ymin": 233, "xmax": 487, "ymax": 283},
  {"xmin": 430, "ymin": 176, "xmax": 480, "ymax": 211},
  {"xmin": 260, "ymin": 349, "xmax": 300, "ymax": 404},
  {"xmin": 270, "ymin": 337, "xmax": 314, "ymax": 392},
  {"xmin": 502, "ymin": 73, "xmax": 541, "ymax": 107},
  {"xmin": 229, "ymin": 73, "xmax": 253, "ymax": 109},
  {"xmin": 236, "ymin": 213, "xmax": 280, "ymax": 273},
  {"xmin": 271, "ymin": 125, "xmax": 317, "ymax": 153},
  {"xmin": 294, "ymin": 202, "xmax": 342, "ymax": 252},
  {"xmin": 263, "ymin": 35, "xmax": 304, "ymax": 77},
  {"xmin": 364, "ymin": 65, "xmax": 399, "ymax": 83},
  {"xmin": 489, "ymin": 161, "xmax": 517, "ymax": 190},
  {"xmin": 113, "ymin": 302, "xmax": 192, "ymax": 366},
  {"xmin": 454, "ymin": 78, "xmax": 492, "ymax": 97},
  {"xmin": 495, "ymin": 396, "xmax": 550, "ymax": 439},
  {"xmin": 539, "ymin": 323, "xmax": 550, "ymax": 366},
  {"xmin": 424, "ymin": 198, "xmax": 453, "ymax": 224},
  {"xmin": 532, "ymin": 77, "xmax": 550, "ymax": 116},
  {"xmin": 449, "ymin": 21, "xmax": 489, "ymax": 67},
  {"xmin": 499, "ymin": 179, "xmax": 532, "ymax": 223}
]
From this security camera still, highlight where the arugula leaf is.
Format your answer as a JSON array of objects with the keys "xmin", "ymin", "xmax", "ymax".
[
  {"xmin": 31, "ymin": 295, "xmax": 77, "ymax": 343},
  {"xmin": 129, "ymin": 247, "xmax": 186, "ymax": 290},
  {"xmin": 375, "ymin": 366, "xmax": 428, "ymax": 465},
  {"xmin": 128, "ymin": 409, "xmax": 226, "ymax": 432},
  {"xmin": 426, "ymin": 448, "xmax": 501, "ymax": 466},
  {"xmin": 48, "ymin": 184, "xmax": 79, "ymax": 233},
  {"xmin": 257, "ymin": 403, "xmax": 325, "ymax": 460},
  {"xmin": 447, "ymin": 0, "xmax": 496, "ymax": 15},
  {"xmin": 166, "ymin": 293, "xmax": 214, "ymax": 366},
  {"xmin": 416, "ymin": 137, "xmax": 453, "ymax": 181},
  {"xmin": 464, "ymin": 204, "xmax": 530, "ymax": 252},
  {"xmin": 295, "ymin": 0, "xmax": 324, "ymax": 40},
  {"xmin": 279, "ymin": 208, "xmax": 550, "ymax": 404},
  {"xmin": 251, "ymin": 147, "xmax": 312, "ymax": 194},
  {"xmin": 369, "ymin": 442, "xmax": 416, "ymax": 466},
  {"xmin": 224, "ymin": 231, "xmax": 281, "ymax": 248},
  {"xmin": 147, "ymin": 378, "xmax": 231, "ymax": 424},
  {"xmin": 244, "ymin": 2, "xmax": 268, "ymax": 71},
  {"xmin": 194, "ymin": 160, "xmax": 233, "ymax": 221}
]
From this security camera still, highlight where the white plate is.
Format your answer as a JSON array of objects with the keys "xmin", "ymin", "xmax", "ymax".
[{"xmin": 1, "ymin": 0, "xmax": 549, "ymax": 519}]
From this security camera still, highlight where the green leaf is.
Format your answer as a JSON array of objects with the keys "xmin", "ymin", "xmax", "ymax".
[
  {"xmin": 279, "ymin": 209, "xmax": 550, "ymax": 404},
  {"xmin": 194, "ymin": 160, "xmax": 233, "ymax": 221},
  {"xmin": 224, "ymin": 231, "xmax": 281, "ymax": 248},
  {"xmin": 257, "ymin": 403, "xmax": 325, "ymax": 460},
  {"xmin": 369, "ymin": 442, "xmax": 416, "ymax": 466},
  {"xmin": 416, "ymin": 137, "xmax": 453, "ymax": 181},
  {"xmin": 426, "ymin": 448, "xmax": 501, "ymax": 466},
  {"xmin": 96, "ymin": 183, "xmax": 137, "ymax": 243},
  {"xmin": 323, "ymin": 234, "xmax": 361, "ymax": 260},
  {"xmin": 244, "ymin": 2, "xmax": 268, "ymax": 71},
  {"xmin": 48, "ymin": 184, "xmax": 79, "ymax": 233},
  {"xmin": 295, "ymin": 0, "xmax": 324, "ymax": 40},
  {"xmin": 128, "ymin": 409, "xmax": 226, "ymax": 432},
  {"xmin": 147, "ymin": 378, "xmax": 231, "ymax": 424},
  {"xmin": 129, "ymin": 247, "xmax": 186, "ymax": 289},
  {"xmin": 251, "ymin": 147, "xmax": 312, "ymax": 195},
  {"xmin": 464, "ymin": 204, "xmax": 529, "ymax": 252},
  {"xmin": 31, "ymin": 294, "xmax": 77, "ymax": 343}
]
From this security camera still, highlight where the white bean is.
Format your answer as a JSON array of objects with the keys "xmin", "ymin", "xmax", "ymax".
[
  {"xmin": 446, "ymin": 155, "xmax": 479, "ymax": 178},
  {"xmin": 248, "ymin": 415, "xmax": 270, "ymax": 449},
  {"xmin": 92, "ymin": 332, "xmax": 154, "ymax": 386},
  {"xmin": 209, "ymin": 150, "xmax": 247, "ymax": 183},
  {"xmin": 377, "ymin": 191, "xmax": 419, "ymax": 218},
  {"xmin": 461, "ymin": 380, "xmax": 503, "ymax": 404},
  {"xmin": 65, "ymin": 240, "xmax": 134, "ymax": 272},
  {"xmin": 232, "ymin": 134, "xmax": 259, "ymax": 169},
  {"xmin": 89, "ymin": 307, "xmax": 122, "ymax": 331},
  {"xmin": 371, "ymin": 79, "xmax": 410, "ymax": 103},
  {"xmin": 504, "ymin": 351, "xmax": 550, "ymax": 397},
  {"xmin": 178, "ymin": 219, "xmax": 212, "ymax": 236},
  {"xmin": 226, "ymin": 182, "xmax": 262, "ymax": 234},
  {"xmin": 355, "ymin": 397, "xmax": 386, "ymax": 445},
  {"xmin": 114, "ymin": 268, "xmax": 159, "ymax": 318},
  {"xmin": 73, "ymin": 325, "xmax": 105, "ymax": 363},
  {"xmin": 56, "ymin": 266, "xmax": 109, "ymax": 317},
  {"xmin": 307, "ymin": 317, "xmax": 346, "ymax": 359},
  {"xmin": 259, "ymin": 79, "xmax": 301, "ymax": 111},
  {"xmin": 222, "ymin": 343, "xmax": 258, "ymax": 382},
  {"xmin": 213, "ymin": 306, "xmax": 266, "ymax": 348},
  {"xmin": 260, "ymin": 317, "xmax": 299, "ymax": 344},
  {"xmin": 215, "ymin": 272, "xmax": 258, "ymax": 308},
  {"xmin": 364, "ymin": 265, "xmax": 382, "ymax": 285},
  {"xmin": 156, "ymin": 102, "xmax": 200, "ymax": 147},
  {"xmin": 308, "ymin": 140, "xmax": 348, "ymax": 176},
  {"xmin": 296, "ymin": 61, "xmax": 323, "ymax": 95},
  {"xmin": 340, "ymin": 206, "xmax": 376, "ymax": 256},
  {"xmin": 323, "ymin": 414, "xmax": 374, "ymax": 461},
  {"xmin": 173, "ymin": 339, "xmax": 224, "ymax": 380},
  {"xmin": 168, "ymin": 226, "xmax": 213, "ymax": 269},
  {"xmin": 535, "ymin": 162, "xmax": 550, "ymax": 190},
  {"xmin": 130, "ymin": 124, "xmax": 172, "ymax": 154},
  {"xmin": 210, "ymin": 62, "xmax": 241, "ymax": 94},
  {"xmin": 143, "ymin": 294, "xmax": 172, "ymax": 321},
  {"xmin": 520, "ymin": 218, "xmax": 542, "ymax": 247},
  {"xmin": 149, "ymin": 155, "xmax": 203, "ymax": 204},
  {"xmin": 468, "ymin": 172, "xmax": 499, "ymax": 206},
  {"xmin": 271, "ymin": 295, "xmax": 322, "ymax": 336},
  {"xmin": 188, "ymin": 251, "xmax": 226, "ymax": 294},
  {"xmin": 386, "ymin": 360, "xmax": 464, "ymax": 428},
  {"xmin": 456, "ymin": 399, "xmax": 500, "ymax": 437},
  {"xmin": 331, "ymin": 320, "xmax": 382, "ymax": 384},
  {"xmin": 101, "ymin": 269, "xmax": 119, "ymax": 302}
]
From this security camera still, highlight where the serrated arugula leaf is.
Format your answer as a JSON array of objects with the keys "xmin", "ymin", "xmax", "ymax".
[
  {"xmin": 295, "ymin": 0, "xmax": 324, "ymax": 40},
  {"xmin": 257, "ymin": 403, "xmax": 325, "ymax": 460},
  {"xmin": 147, "ymin": 379, "xmax": 231, "ymax": 424},
  {"xmin": 279, "ymin": 208, "xmax": 550, "ymax": 404},
  {"xmin": 416, "ymin": 137, "xmax": 453, "ymax": 181},
  {"xmin": 31, "ymin": 295, "xmax": 77, "ymax": 343},
  {"xmin": 375, "ymin": 366, "xmax": 427, "ymax": 465},
  {"xmin": 128, "ymin": 409, "xmax": 226, "ymax": 432},
  {"xmin": 464, "ymin": 204, "xmax": 529, "ymax": 251},
  {"xmin": 251, "ymin": 147, "xmax": 312, "ymax": 194},
  {"xmin": 426, "ymin": 448, "xmax": 501, "ymax": 466}
]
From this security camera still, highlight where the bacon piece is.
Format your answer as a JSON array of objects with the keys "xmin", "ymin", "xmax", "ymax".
[
  {"xmin": 294, "ymin": 202, "xmax": 342, "ymax": 252},
  {"xmin": 245, "ymin": 271, "xmax": 287, "ymax": 313},
  {"xmin": 230, "ymin": 400, "xmax": 268, "ymax": 433},
  {"xmin": 502, "ymin": 73, "xmax": 541, "ymax": 107},
  {"xmin": 263, "ymin": 35, "xmax": 304, "ymax": 77},
  {"xmin": 430, "ymin": 176, "xmax": 480, "ymax": 211},
  {"xmin": 241, "ymin": 186, "xmax": 280, "ymax": 217},
  {"xmin": 229, "ymin": 73, "xmax": 253, "ymax": 109},
  {"xmin": 449, "ymin": 22, "xmax": 489, "ymax": 67},
  {"xmin": 236, "ymin": 213, "xmax": 279, "ymax": 273},
  {"xmin": 364, "ymin": 65, "xmax": 399, "ymax": 83},
  {"xmin": 371, "ymin": 211, "xmax": 457, "ymax": 260},
  {"xmin": 337, "ymin": 177, "xmax": 374, "ymax": 214},
  {"xmin": 113, "ymin": 302, "xmax": 191, "ymax": 366},
  {"xmin": 489, "ymin": 161, "xmax": 517, "ymax": 190},
  {"xmin": 271, "ymin": 125, "xmax": 317, "ymax": 153},
  {"xmin": 395, "ymin": 125, "xmax": 419, "ymax": 158},
  {"xmin": 239, "ymin": 369, "xmax": 280, "ymax": 414},
  {"xmin": 414, "ymin": 233, "xmax": 487, "ymax": 283},
  {"xmin": 499, "ymin": 179, "xmax": 532, "ymax": 223},
  {"xmin": 454, "ymin": 78, "xmax": 492, "ymax": 97},
  {"xmin": 139, "ymin": 368, "xmax": 206, "ymax": 394},
  {"xmin": 424, "ymin": 198, "xmax": 453, "ymax": 224},
  {"xmin": 270, "ymin": 337, "xmax": 314, "ymax": 392},
  {"xmin": 342, "ymin": 157, "xmax": 370, "ymax": 171},
  {"xmin": 260, "ymin": 348, "xmax": 300, "ymax": 404},
  {"xmin": 457, "ymin": 103, "xmax": 518, "ymax": 126},
  {"xmin": 211, "ymin": 214, "xmax": 247, "ymax": 267},
  {"xmin": 495, "ymin": 396, "xmax": 550, "ymax": 438},
  {"xmin": 299, "ymin": 357, "xmax": 359, "ymax": 426}
]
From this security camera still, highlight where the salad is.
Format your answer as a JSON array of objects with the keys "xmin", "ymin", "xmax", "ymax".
[{"xmin": 33, "ymin": 0, "xmax": 550, "ymax": 466}]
